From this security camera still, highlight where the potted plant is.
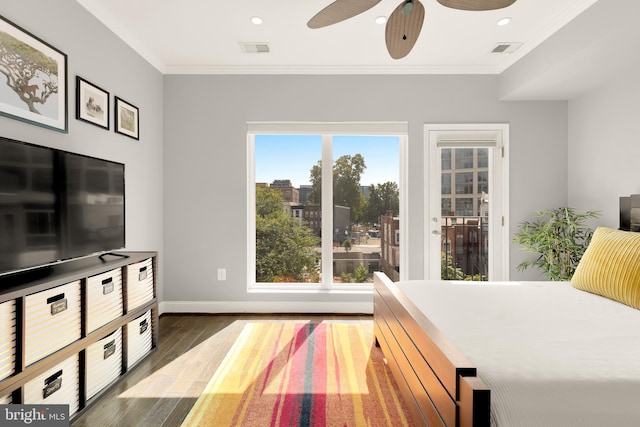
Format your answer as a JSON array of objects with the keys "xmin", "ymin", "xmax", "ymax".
[{"xmin": 513, "ymin": 207, "xmax": 599, "ymax": 281}]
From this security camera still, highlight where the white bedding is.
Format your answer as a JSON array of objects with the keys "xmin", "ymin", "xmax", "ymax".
[{"xmin": 397, "ymin": 280, "xmax": 640, "ymax": 427}]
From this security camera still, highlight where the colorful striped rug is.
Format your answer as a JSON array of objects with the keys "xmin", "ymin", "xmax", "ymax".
[{"xmin": 181, "ymin": 321, "xmax": 412, "ymax": 427}]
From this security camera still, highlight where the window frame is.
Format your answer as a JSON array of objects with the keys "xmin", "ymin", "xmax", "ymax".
[{"xmin": 247, "ymin": 122, "xmax": 408, "ymax": 292}]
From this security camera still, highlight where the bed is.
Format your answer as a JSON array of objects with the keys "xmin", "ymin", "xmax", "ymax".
[{"xmin": 373, "ymin": 226, "xmax": 640, "ymax": 426}]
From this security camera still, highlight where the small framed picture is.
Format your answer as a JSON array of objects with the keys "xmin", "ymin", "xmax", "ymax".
[
  {"xmin": 76, "ymin": 76, "xmax": 109, "ymax": 129},
  {"xmin": 114, "ymin": 96, "xmax": 139, "ymax": 140},
  {"xmin": 0, "ymin": 15, "xmax": 68, "ymax": 132}
]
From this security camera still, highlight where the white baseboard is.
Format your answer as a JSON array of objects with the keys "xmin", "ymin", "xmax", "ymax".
[{"xmin": 158, "ymin": 300, "xmax": 373, "ymax": 315}]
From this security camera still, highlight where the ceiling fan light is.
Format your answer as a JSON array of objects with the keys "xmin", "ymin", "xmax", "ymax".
[
  {"xmin": 402, "ymin": 1, "xmax": 414, "ymax": 15},
  {"xmin": 497, "ymin": 17, "xmax": 511, "ymax": 26},
  {"xmin": 375, "ymin": 16, "xmax": 387, "ymax": 25},
  {"xmin": 251, "ymin": 16, "xmax": 263, "ymax": 25}
]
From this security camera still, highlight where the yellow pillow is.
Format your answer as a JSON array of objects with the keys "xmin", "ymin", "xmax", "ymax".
[{"xmin": 572, "ymin": 227, "xmax": 640, "ymax": 309}]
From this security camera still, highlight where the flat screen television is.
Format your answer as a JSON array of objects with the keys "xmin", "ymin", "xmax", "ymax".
[{"xmin": 0, "ymin": 136, "xmax": 125, "ymax": 277}]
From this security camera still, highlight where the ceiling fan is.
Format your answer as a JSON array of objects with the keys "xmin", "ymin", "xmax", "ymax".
[{"xmin": 308, "ymin": 0, "xmax": 518, "ymax": 59}]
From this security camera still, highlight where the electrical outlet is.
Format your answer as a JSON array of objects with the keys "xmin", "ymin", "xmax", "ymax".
[{"xmin": 217, "ymin": 268, "xmax": 226, "ymax": 281}]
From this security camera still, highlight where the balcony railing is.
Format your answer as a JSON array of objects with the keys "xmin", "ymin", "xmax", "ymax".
[{"xmin": 441, "ymin": 216, "xmax": 488, "ymax": 281}]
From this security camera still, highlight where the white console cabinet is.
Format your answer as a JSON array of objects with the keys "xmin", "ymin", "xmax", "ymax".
[{"xmin": 0, "ymin": 251, "xmax": 158, "ymax": 420}]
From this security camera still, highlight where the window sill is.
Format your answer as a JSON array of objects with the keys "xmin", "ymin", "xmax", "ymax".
[{"xmin": 248, "ymin": 283, "xmax": 374, "ymax": 294}]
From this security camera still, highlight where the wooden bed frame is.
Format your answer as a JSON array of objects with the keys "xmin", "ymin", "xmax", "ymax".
[{"xmin": 373, "ymin": 272, "xmax": 490, "ymax": 427}]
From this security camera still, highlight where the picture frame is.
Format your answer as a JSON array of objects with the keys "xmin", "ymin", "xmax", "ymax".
[
  {"xmin": 114, "ymin": 96, "xmax": 139, "ymax": 140},
  {"xmin": 76, "ymin": 76, "xmax": 109, "ymax": 129},
  {"xmin": 0, "ymin": 15, "xmax": 68, "ymax": 132}
]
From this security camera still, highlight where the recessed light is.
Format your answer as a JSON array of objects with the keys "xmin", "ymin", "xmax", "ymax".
[
  {"xmin": 251, "ymin": 16, "xmax": 263, "ymax": 25},
  {"xmin": 375, "ymin": 16, "xmax": 387, "ymax": 25},
  {"xmin": 497, "ymin": 17, "xmax": 511, "ymax": 27}
]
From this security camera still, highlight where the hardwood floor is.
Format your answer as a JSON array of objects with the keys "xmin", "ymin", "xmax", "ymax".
[{"xmin": 72, "ymin": 313, "xmax": 373, "ymax": 427}]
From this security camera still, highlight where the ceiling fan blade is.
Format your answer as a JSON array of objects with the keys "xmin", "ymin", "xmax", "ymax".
[
  {"xmin": 308, "ymin": 0, "xmax": 382, "ymax": 29},
  {"xmin": 436, "ymin": 0, "xmax": 517, "ymax": 11},
  {"xmin": 385, "ymin": 0, "xmax": 425, "ymax": 59}
]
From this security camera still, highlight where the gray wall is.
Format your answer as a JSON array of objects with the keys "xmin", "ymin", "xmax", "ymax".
[
  {"xmin": 163, "ymin": 74, "xmax": 568, "ymax": 308},
  {"xmin": 3, "ymin": 2, "xmax": 586, "ymax": 311},
  {"xmin": 568, "ymin": 71, "xmax": 640, "ymax": 226},
  {"xmin": 1, "ymin": 1, "xmax": 165, "ymax": 298}
]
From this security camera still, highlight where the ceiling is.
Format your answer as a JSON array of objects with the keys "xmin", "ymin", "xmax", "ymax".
[{"xmin": 76, "ymin": 0, "xmax": 599, "ymax": 75}]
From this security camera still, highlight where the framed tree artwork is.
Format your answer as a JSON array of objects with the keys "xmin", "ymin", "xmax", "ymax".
[
  {"xmin": 76, "ymin": 76, "xmax": 109, "ymax": 129},
  {"xmin": 114, "ymin": 96, "xmax": 139, "ymax": 140},
  {"xmin": 0, "ymin": 15, "xmax": 68, "ymax": 132}
]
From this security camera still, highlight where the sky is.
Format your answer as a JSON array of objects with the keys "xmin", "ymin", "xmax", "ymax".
[{"xmin": 255, "ymin": 134, "xmax": 400, "ymax": 188}]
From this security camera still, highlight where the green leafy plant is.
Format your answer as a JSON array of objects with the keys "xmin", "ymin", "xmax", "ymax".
[
  {"xmin": 354, "ymin": 264, "xmax": 369, "ymax": 283},
  {"xmin": 441, "ymin": 252, "xmax": 466, "ymax": 280},
  {"xmin": 513, "ymin": 207, "xmax": 599, "ymax": 281},
  {"xmin": 255, "ymin": 187, "xmax": 320, "ymax": 282},
  {"xmin": 340, "ymin": 272, "xmax": 354, "ymax": 283},
  {"xmin": 440, "ymin": 252, "xmax": 486, "ymax": 281}
]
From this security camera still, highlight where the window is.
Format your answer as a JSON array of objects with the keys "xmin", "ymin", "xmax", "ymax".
[
  {"xmin": 455, "ymin": 198, "xmax": 474, "ymax": 216},
  {"xmin": 477, "ymin": 148, "xmax": 488, "ymax": 168},
  {"xmin": 455, "ymin": 172, "xmax": 474, "ymax": 194},
  {"xmin": 248, "ymin": 123, "xmax": 407, "ymax": 289},
  {"xmin": 441, "ymin": 173, "xmax": 451, "ymax": 195},
  {"xmin": 478, "ymin": 171, "xmax": 488, "ymax": 195},
  {"xmin": 441, "ymin": 198, "xmax": 452, "ymax": 216},
  {"xmin": 441, "ymin": 149, "xmax": 452, "ymax": 170},
  {"xmin": 455, "ymin": 148, "xmax": 474, "ymax": 169}
]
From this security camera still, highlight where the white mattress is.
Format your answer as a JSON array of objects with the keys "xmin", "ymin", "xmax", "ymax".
[{"xmin": 397, "ymin": 280, "xmax": 640, "ymax": 427}]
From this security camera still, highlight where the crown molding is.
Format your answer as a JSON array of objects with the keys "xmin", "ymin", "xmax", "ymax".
[{"xmin": 163, "ymin": 64, "xmax": 500, "ymax": 75}]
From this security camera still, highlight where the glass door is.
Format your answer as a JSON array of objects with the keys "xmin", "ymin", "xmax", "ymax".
[{"xmin": 425, "ymin": 125, "xmax": 508, "ymax": 281}]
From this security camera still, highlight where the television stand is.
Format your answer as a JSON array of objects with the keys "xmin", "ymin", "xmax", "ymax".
[
  {"xmin": 0, "ymin": 251, "xmax": 157, "ymax": 420},
  {"xmin": 99, "ymin": 252, "xmax": 130, "ymax": 261}
]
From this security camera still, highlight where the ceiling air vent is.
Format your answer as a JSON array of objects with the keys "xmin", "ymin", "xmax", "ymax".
[
  {"xmin": 239, "ymin": 42, "xmax": 271, "ymax": 54},
  {"xmin": 491, "ymin": 42, "xmax": 522, "ymax": 54}
]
